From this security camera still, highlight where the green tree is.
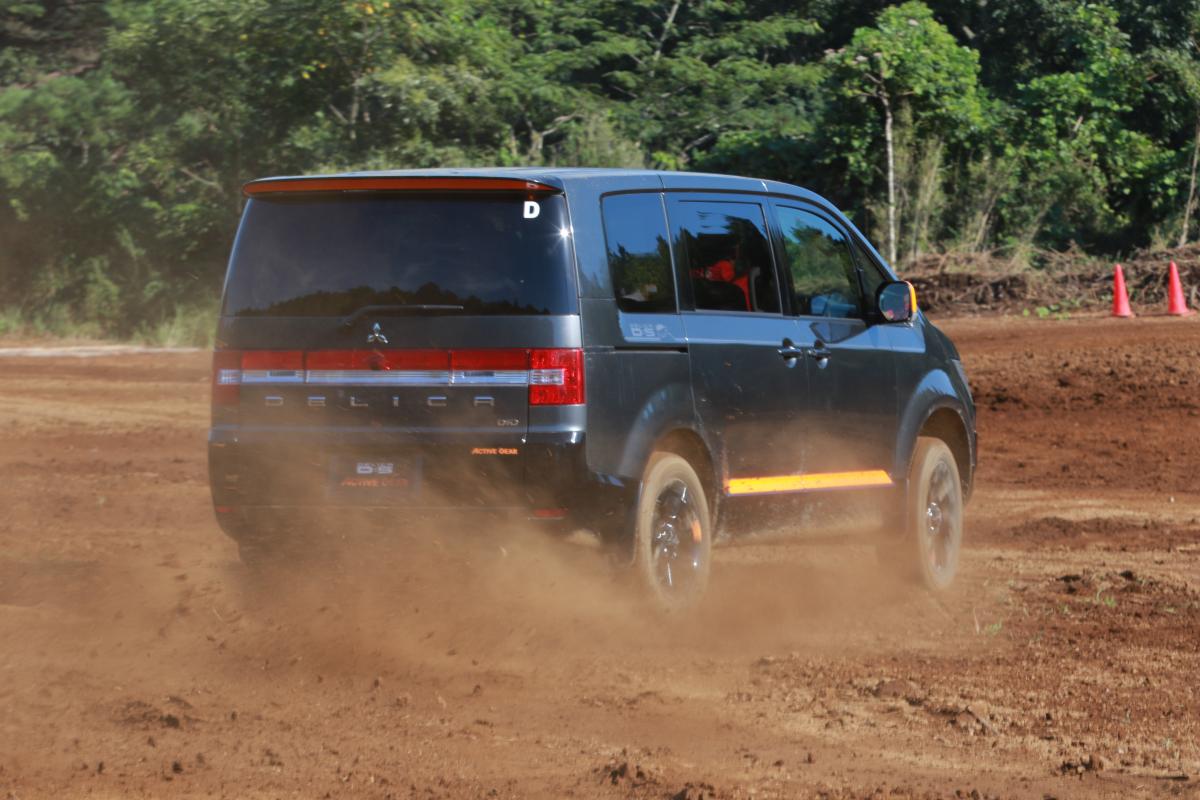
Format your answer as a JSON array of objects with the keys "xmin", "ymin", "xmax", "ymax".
[
  {"xmin": 4, "ymin": 0, "xmax": 1200, "ymax": 339},
  {"xmin": 1144, "ymin": 21, "xmax": 1200, "ymax": 246},
  {"xmin": 828, "ymin": 1, "xmax": 985, "ymax": 265},
  {"xmin": 1005, "ymin": 3, "xmax": 1165, "ymax": 252}
]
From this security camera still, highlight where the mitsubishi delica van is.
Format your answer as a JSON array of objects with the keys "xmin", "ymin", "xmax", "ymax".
[{"xmin": 209, "ymin": 168, "xmax": 977, "ymax": 608}]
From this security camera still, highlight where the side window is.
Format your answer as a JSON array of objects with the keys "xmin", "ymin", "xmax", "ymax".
[
  {"xmin": 775, "ymin": 206, "xmax": 863, "ymax": 318},
  {"xmin": 602, "ymin": 193, "xmax": 677, "ymax": 313},
  {"xmin": 675, "ymin": 201, "xmax": 780, "ymax": 314}
]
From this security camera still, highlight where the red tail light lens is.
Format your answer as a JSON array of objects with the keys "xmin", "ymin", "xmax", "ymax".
[
  {"xmin": 214, "ymin": 350, "xmax": 304, "ymax": 406},
  {"xmin": 306, "ymin": 349, "xmax": 447, "ymax": 371},
  {"xmin": 212, "ymin": 350, "xmax": 242, "ymax": 406},
  {"xmin": 450, "ymin": 349, "xmax": 528, "ymax": 371},
  {"xmin": 241, "ymin": 350, "xmax": 304, "ymax": 371},
  {"xmin": 529, "ymin": 348, "xmax": 585, "ymax": 405}
]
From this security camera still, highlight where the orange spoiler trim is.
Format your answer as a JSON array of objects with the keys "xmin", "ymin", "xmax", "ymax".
[{"xmin": 243, "ymin": 177, "xmax": 560, "ymax": 197}]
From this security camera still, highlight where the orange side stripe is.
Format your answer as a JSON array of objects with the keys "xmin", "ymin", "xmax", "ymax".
[{"xmin": 725, "ymin": 470, "xmax": 893, "ymax": 496}]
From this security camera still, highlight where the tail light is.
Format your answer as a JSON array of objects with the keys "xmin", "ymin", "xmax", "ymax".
[
  {"xmin": 212, "ymin": 350, "xmax": 304, "ymax": 406},
  {"xmin": 241, "ymin": 350, "xmax": 304, "ymax": 373},
  {"xmin": 212, "ymin": 350, "xmax": 242, "ymax": 406},
  {"xmin": 450, "ymin": 349, "xmax": 529, "ymax": 371},
  {"xmin": 529, "ymin": 348, "xmax": 585, "ymax": 405},
  {"xmin": 212, "ymin": 347, "xmax": 585, "ymax": 406},
  {"xmin": 306, "ymin": 349, "xmax": 448, "ymax": 371}
]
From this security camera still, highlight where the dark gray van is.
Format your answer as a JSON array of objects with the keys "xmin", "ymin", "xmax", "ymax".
[{"xmin": 209, "ymin": 168, "xmax": 976, "ymax": 608}]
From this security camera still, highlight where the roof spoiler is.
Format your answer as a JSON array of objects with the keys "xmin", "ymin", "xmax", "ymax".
[{"xmin": 242, "ymin": 176, "xmax": 561, "ymax": 197}]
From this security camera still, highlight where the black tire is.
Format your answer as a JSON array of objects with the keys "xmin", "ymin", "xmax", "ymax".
[
  {"xmin": 235, "ymin": 522, "xmax": 326, "ymax": 574},
  {"xmin": 633, "ymin": 452, "xmax": 713, "ymax": 611},
  {"xmin": 903, "ymin": 436, "xmax": 963, "ymax": 591}
]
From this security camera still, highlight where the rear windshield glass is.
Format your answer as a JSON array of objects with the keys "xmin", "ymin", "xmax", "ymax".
[{"xmin": 223, "ymin": 193, "xmax": 576, "ymax": 317}]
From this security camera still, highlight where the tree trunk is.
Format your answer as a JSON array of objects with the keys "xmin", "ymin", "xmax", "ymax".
[
  {"xmin": 909, "ymin": 137, "xmax": 943, "ymax": 263},
  {"xmin": 881, "ymin": 93, "xmax": 897, "ymax": 267},
  {"xmin": 650, "ymin": 0, "xmax": 683, "ymax": 74},
  {"xmin": 1179, "ymin": 115, "xmax": 1200, "ymax": 248}
]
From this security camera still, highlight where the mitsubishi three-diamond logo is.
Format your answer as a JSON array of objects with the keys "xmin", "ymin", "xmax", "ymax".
[{"xmin": 366, "ymin": 322, "xmax": 388, "ymax": 345}]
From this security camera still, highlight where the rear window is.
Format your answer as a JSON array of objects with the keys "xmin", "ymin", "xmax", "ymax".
[{"xmin": 223, "ymin": 193, "xmax": 576, "ymax": 317}]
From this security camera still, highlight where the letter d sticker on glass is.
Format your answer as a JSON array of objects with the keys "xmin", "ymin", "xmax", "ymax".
[{"xmin": 523, "ymin": 200, "xmax": 541, "ymax": 219}]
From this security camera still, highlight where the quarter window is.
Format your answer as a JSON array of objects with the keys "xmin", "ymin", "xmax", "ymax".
[
  {"xmin": 851, "ymin": 238, "xmax": 888, "ymax": 305},
  {"xmin": 602, "ymin": 193, "xmax": 677, "ymax": 313},
  {"xmin": 775, "ymin": 206, "xmax": 863, "ymax": 318},
  {"xmin": 675, "ymin": 201, "xmax": 780, "ymax": 314}
]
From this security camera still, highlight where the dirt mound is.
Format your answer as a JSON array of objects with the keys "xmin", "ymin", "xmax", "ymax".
[
  {"xmin": 1009, "ymin": 516, "xmax": 1150, "ymax": 539},
  {"xmin": 908, "ymin": 244, "xmax": 1200, "ymax": 315}
]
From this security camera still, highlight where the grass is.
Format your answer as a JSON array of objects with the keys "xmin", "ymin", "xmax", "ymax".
[
  {"xmin": 134, "ymin": 301, "xmax": 218, "ymax": 348},
  {"xmin": 1021, "ymin": 295, "xmax": 1086, "ymax": 321},
  {"xmin": 0, "ymin": 306, "xmax": 108, "ymax": 341},
  {"xmin": 0, "ymin": 300, "xmax": 218, "ymax": 348}
]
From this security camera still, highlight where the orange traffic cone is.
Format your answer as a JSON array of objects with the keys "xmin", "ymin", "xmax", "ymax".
[
  {"xmin": 1112, "ymin": 264, "xmax": 1134, "ymax": 318},
  {"xmin": 1166, "ymin": 261, "xmax": 1194, "ymax": 316}
]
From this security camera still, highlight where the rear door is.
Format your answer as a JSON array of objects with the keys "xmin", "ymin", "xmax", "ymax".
[
  {"xmin": 211, "ymin": 179, "xmax": 582, "ymax": 508},
  {"xmin": 666, "ymin": 194, "xmax": 808, "ymax": 490},
  {"xmin": 769, "ymin": 201, "xmax": 898, "ymax": 484}
]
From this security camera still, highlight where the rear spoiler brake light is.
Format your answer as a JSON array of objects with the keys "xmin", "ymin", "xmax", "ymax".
[{"xmin": 243, "ymin": 177, "xmax": 561, "ymax": 196}]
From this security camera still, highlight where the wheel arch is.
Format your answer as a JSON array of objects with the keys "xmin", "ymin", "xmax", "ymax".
[
  {"xmin": 602, "ymin": 425, "xmax": 718, "ymax": 564},
  {"xmin": 895, "ymin": 370, "xmax": 975, "ymax": 499},
  {"xmin": 918, "ymin": 407, "xmax": 973, "ymax": 498}
]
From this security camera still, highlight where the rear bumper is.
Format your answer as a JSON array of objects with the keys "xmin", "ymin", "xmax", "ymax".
[{"xmin": 208, "ymin": 427, "xmax": 631, "ymax": 538}]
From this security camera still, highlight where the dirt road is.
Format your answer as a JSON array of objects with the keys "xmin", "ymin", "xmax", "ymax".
[{"xmin": 1, "ymin": 314, "xmax": 1198, "ymax": 799}]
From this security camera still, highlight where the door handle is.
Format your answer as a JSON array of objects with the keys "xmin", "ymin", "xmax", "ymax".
[
  {"xmin": 806, "ymin": 343, "xmax": 832, "ymax": 367},
  {"xmin": 778, "ymin": 339, "xmax": 804, "ymax": 360}
]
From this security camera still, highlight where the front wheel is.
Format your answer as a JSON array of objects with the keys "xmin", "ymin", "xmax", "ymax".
[
  {"xmin": 906, "ymin": 436, "xmax": 964, "ymax": 590},
  {"xmin": 633, "ymin": 453, "xmax": 713, "ymax": 612}
]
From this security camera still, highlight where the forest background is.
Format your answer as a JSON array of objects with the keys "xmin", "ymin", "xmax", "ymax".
[{"xmin": 3, "ymin": 0, "xmax": 1199, "ymax": 342}]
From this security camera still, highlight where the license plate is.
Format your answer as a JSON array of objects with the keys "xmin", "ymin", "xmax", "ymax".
[{"xmin": 329, "ymin": 457, "xmax": 416, "ymax": 495}]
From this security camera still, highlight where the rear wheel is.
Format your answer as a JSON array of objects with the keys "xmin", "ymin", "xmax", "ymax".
[
  {"xmin": 902, "ymin": 436, "xmax": 963, "ymax": 590},
  {"xmin": 633, "ymin": 453, "xmax": 712, "ymax": 611},
  {"xmin": 232, "ymin": 516, "xmax": 329, "ymax": 574}
]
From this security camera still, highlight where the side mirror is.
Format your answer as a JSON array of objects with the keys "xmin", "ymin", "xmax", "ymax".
[{"xmin": 876, "ymin": 281, "xmax": 917, "ymax": 323}]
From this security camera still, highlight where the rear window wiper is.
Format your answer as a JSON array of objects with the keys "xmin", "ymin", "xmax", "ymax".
[{"xmin": 340, "ymin": 304, "xmax": 465, "ymax": 328}]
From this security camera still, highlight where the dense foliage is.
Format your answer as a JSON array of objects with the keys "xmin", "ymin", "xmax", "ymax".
[{"xmin": 2, "ymin": 0, "xmax": 1199, "ymax": 337}]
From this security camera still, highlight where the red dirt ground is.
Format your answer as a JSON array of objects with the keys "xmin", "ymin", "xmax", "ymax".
[{"xmin": 0, "ymin": 313, "xmax": 1198, "ymax": 799}]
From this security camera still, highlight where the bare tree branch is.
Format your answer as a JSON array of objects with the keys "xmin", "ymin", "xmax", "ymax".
[
  {"xmin": 179, "ymin": 166, "xmax": 223, "ymax": 192},
  {"xmin": 648, "ymin": 0, "xmax": 684, "ymax": 77}
]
